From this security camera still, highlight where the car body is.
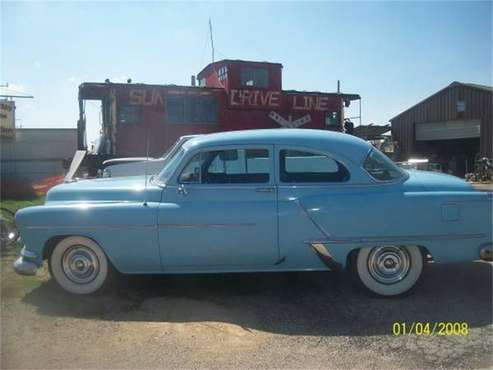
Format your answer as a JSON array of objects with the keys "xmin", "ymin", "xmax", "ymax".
[
  {"xmin": 13, "ymin": 129, "xmax": 492, "ymax": 296},
  {"xmin": 101, "ymin": 135, "xmax": 200, "ymax": 178}
]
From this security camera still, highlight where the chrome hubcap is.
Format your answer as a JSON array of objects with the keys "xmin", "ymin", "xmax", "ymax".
[
  {"xmin": 367, "ymin": 246, "xmax": 411, "ymax": 284},
  {"xmin": 62, "ymin": 245, "xmax": 100, "ymax": 284}
]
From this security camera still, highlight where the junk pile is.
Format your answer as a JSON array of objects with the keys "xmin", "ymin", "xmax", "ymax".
[{"xmin": 465, "ymin": 157, "xmax": 493, "ymax": 183}]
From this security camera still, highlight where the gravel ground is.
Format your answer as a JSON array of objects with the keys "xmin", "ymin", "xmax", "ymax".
[{"xmin": 1, "ymin": 246, "xmax": 492, "ymax": 369}]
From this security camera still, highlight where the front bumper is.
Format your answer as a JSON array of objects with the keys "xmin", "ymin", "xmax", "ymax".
[
  {"xmin": 480, "ymin": 244, "xmax": 492, "ymax": 261},
  {"xmin": 12, "ymin": 247, "xmax": 40, "ymax": 276}
]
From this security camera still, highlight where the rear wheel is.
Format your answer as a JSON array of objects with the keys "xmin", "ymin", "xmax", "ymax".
[
  {"xmin": 49, "ymin": 236, "xmax": 112, "ymax": 295},
  {"xmin": 354, "ymin": 245, "xmax": 423, "ymax": 297}
]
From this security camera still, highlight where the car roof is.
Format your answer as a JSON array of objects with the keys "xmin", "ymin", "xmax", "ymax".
[{"xmin": 185, "ymin": 129, "xmax": 372, "ymax": 163}]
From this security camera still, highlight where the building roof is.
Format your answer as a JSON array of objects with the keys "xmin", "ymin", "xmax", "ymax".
[
  {"xmin": 283, "ymin": 90, "xmax": 360, "ymax": 101},
  {"xmin": 452, "ymin": 81, "xmax": 493, "ymax": 93},
  {"xmin": 78, "ymin": 82, "xmax": 224, "ymax": 100},
  {"xmin": 390, "ymin": 81, "xmax": 493, "ymax": 122}
]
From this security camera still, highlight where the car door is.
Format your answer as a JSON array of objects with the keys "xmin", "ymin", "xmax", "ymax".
[
  {"xmin": 275, "ymin": 146, "xmax": 356, "ymax": 270},
  {"xmin": 158, "ymin": 144, "xmax": 279, "ymax": 269}
]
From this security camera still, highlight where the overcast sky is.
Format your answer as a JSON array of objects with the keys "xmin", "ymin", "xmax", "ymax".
[{"xmin": 2, "ymin": 1, "xmax": 492, "ymax": 144}]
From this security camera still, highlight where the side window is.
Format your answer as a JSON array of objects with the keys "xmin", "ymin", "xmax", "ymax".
[
  {"xmin": 166, "ymin": 95, "xmax": 217, "ymax": 124},
  {"xmin": 190, "ymin": 95, "xmax": 217, "ymax": 123},
  {"xmin": 179, "ymin": 149, "xmax": 270, "ymax": 184},
  {"xmin": 241, "ymin": 67, "xmax": 268, "ymax": 87},
  {"xmin": 167, "ymin": 96, "xmax": 185, "ymax": 123},
  {"xmin": 363, "ymin": 149, "xmax": 404, "ymax": 181},
  {"xmin": 119, "ymin": 105, "xmax": 142, "ymax": 124},
  {"xmin": 179, "ymin": 153, "xmax": 201, "ymax": 183},
  {"xmin": 280, "ymin": 149, "xmax": 350, "ymax": 183},
  {"xmin": 325, "ymin": 111, "xmax": 340, "ymax": 127}
]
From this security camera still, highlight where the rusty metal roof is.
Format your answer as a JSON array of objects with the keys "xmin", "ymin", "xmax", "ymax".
[
  {"xmin": 390, "ymin": 81, "xmax": 493, "ymax": 122},
  {"xmin": 353, "ymin": 124, "xmax": 391, "ymax": 140}
]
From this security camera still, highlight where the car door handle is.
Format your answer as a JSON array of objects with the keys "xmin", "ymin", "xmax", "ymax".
[{"xmin": 255, "ymin": 187, "xmax": 275, "ymax": 193}]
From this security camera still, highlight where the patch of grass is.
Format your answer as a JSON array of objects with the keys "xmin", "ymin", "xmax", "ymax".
[
  {"xmin": 1, "ymin": 196, "xmax": 45, "ymax": 214},
  {"xmin": 1, "ymin": 197, "xmax": 48, "ymax": 299}
]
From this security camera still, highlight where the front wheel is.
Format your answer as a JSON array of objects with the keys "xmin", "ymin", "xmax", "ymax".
[
  {"xmin": 49, "ymin": 236, "xmax": 112, "ymax": 295},
  {"xmin": 355, "ymin": 245, "xmax": 423, "ymax": 297}
]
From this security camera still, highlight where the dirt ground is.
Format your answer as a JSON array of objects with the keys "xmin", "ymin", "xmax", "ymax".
[
  {"xmin": 1, "ymin": 244, "xmax": 492, "ymax": 369},
  {"xmin": 473, "ymin": 183, "xmax": 493, "ymax": 192}
]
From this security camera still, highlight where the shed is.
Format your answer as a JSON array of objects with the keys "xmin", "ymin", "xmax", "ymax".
[{"xmin": 390, "ymin": 82, "xmax": 492, "ymax": 176}]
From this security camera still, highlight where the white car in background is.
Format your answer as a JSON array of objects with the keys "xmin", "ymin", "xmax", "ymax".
[
  {"xmin": 102, "ymin": 135, "xmax": 200, "ymax": 178},
  {"xmin": 396, "ymin": 158, "xmax": 442, "ymax": 172}
]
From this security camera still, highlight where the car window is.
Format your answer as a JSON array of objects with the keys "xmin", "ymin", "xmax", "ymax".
[
  {"xmin": 179, "ymin": 153, "xmax": 202, "ymax": 183},
  {"xmin": 280, "ymin": 149, "xmax": 350, "ymax": 183},
  {"xmin": 363, "ymin": 149, "xmax": 404, "ymax": 181},
  {"xmin": 179, "ymin": 148, "xmax": 270, "ymax": 184},
  {"xmin": 157, "ymin": 148, "xmax": 186, "ymax": 183}
]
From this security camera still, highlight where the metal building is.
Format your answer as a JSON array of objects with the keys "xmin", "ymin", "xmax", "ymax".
[
  {"xmin": 390, "ymin": 81, "xmax": 492, "ymax": 176},
  {"xmin": 1, "ymin": 128, "xmax": 77, "ymax": 183}
]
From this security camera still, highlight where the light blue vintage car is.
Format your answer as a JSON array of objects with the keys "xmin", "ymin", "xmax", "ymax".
[{"xmin": 13, "ymin": 129, "xmax": 492, "ymax": 296}]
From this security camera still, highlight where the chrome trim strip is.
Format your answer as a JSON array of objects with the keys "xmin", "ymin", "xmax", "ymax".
[
  {"xmin": 158, "ymin": 223, "xmax": 256, "ymax": 228},
  {"xmin": 309, "ymin": 243, "xmax": 342, "ymax": 270},
  {"xmin": 305, "ymin": 233, "xmax": 486, "ymax": 245},
  {"xmin": 25, "ymin": 224, "xmax": 156, "ymax": 230},
  {"xmin": 167, "ymin": 185, "xmax": 274, "ymax": 190}
]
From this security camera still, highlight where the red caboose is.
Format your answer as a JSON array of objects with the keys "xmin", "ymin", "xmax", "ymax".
[{"xmin": 77, "ymin": 59, "xmax": 360, "ymax": 170}]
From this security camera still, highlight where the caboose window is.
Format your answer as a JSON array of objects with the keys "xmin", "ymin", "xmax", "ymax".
[
  {"xmin": 325, "ymin": 111, "xmax": 340, "ymax": 127},
  {"xmin": 118, "ymin": 105, "xmax": 142, "ymax": 124},
  {"xmin": 190, "ymin": 95, "xmax": 217, "ymax": 123},
  {"xmin": 166, "ymin": 95, "xmax": 217, "ymax": 124},
  {"xmin": 241, "ymin": 67, "xmax": 268, "ymax": 88},
  {"xmin": 167, "ymin": 96, "xmax": 185, "ymax": 123}
]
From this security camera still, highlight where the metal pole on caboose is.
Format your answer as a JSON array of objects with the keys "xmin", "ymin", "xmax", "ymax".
[{"xmin": 209, "ymin": 18, "xmax": 215, "ymax": 63}]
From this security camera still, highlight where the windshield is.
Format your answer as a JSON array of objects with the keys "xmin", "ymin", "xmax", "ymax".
[
  {"xmin": 363, "ymin": 149, "xmax": 405, "ymax": 181},
  {"xmin": 160, "ymin": 138, "xmax": 182, "ymax": 159},
  {"xmin": 157, "ymin": 148, "xmax": 186, "ymax": 183}
]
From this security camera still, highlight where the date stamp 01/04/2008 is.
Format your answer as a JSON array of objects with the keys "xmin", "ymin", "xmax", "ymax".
[{"xmin": 392, "ymin": 322, "xmax": 469, "ymax": 336}]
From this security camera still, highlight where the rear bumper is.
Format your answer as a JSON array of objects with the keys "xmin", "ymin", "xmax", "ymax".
[{"xmin": 12, "ymin": 247, "xmax": 40, "ymax": 276}]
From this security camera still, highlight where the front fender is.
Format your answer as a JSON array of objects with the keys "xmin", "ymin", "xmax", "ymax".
[{"xmin": 15, "ymin": 202, "xmax": 161, "ymax": 273}]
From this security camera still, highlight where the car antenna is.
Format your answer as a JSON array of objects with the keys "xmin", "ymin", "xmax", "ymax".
[{"xmin": 143, "ymin": 130, "xmax": 150, "ymax": 207}]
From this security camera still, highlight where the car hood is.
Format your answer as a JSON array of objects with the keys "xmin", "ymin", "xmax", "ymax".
[
  {"xmin": 105, "ymin": 158, "xmax": 166, "ymax": 178},
  {"xmin": 45, "ymin": 176, "xmax": 163, "ymax": 204},
  {"xmin": 403, "ymin": 170, "xmax": 473, "ymax": 192}
]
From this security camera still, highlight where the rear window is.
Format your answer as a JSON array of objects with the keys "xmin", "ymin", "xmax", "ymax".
[{"xmin": 363, "ymin": 149, "xmax": 404, "ymax": 181}]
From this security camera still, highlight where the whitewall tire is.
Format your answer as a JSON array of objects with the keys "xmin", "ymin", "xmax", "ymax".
[
  {"xmin": 355, "ymin": 245, "xmax": 423, "ymax": 297},
  {"xmin": 49, "ymin": 236, "xmax": 110, "ymax": 295}
]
